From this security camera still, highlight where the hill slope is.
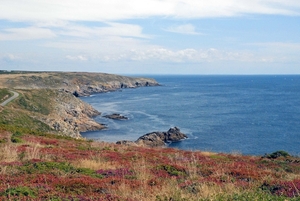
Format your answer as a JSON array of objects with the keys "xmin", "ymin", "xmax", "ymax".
[{"xmin": 0, "ymin": 71, "xmax": 159, "ymax": 138}]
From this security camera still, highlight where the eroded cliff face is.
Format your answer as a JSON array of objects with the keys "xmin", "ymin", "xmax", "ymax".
[{"xmin": 40, "ymin": 90, "xmax": 105, "ymax": 138}]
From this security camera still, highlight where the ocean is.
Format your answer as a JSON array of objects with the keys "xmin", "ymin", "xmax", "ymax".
[{"xmin": 80, "ymin": 75, "xmax": 300, "ymax": 156}]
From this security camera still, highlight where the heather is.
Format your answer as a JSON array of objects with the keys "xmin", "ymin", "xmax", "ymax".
[{"xmin": 1, "ymin": 128, "xmax": 300, "ymax": 200}]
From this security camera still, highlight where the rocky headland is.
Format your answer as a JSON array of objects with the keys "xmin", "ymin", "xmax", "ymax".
[
  {"xmin": 0, "ymin": 71, "xmax": 159, "ymax": 138},
  {"xmin": 116, "ymin": 127, "xmax": 188, "ymax": 147},
  {"xmin": 0, "ymin": 71, "xmax": 159, "ymax": 97}
]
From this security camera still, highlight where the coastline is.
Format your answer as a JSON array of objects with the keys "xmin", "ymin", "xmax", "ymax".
[{"xmin": 0, "ymin": 71, "xmax": 160, "ymax": 138}]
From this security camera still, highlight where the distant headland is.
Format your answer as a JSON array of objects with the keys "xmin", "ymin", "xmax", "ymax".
[{"xmin": 0, "ymin": 71, "xmax": 159, "ymax": 138}]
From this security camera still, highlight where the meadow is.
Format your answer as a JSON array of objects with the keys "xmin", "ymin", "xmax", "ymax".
[{"xmin": 1, "ymin": 127, "xmax": 300, "ymax": 200}]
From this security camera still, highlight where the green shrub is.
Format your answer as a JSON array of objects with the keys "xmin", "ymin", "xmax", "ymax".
[
  {"xmin": 19, "ymin": 161, "xmax": 103, "ymax": 178},
  {"xmin": 11, "ymin": 131, "xmax": 23, "ymax": 143},
  {"xmin": 157, "ymin": 164, "xmax": 188, "ymax": 177},
  {"xmin": 2, "ymin": 186, "xmax": 36, "ymax": 198},
  {"xmin": 264, "ymin": 150, "xmax": 291, "ymax": 159}
]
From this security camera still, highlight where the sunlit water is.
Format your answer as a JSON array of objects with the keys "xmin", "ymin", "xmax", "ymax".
[{"xmin": 81, "ymin": 75, "xmax": 300, "ymax": 156}]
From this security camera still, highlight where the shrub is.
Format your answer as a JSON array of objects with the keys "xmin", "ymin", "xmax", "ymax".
[
  {"xmin": 1, "ymin": 186, "xmax": 37, "ymax": 198},
  {"xmin": 156, "ymin": 164, "xmax": 188, "ymax": 177},
  {"xmin": 264, "ymin": 151, "xmax": 291, "ymax": 159},
  {"xmin": 11, "ymin": 131, "xmax": 23, "ymax": 143}
]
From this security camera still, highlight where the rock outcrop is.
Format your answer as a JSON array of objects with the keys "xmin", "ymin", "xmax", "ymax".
[
  {"xmin": 116, "ymin": 127, "xmax": 188, "ymax": 147},
  {"xmin": 38, "ymin": 90, "xmax": 105, "ymax": 138},
  {"xmin": 103, "ymin": 113, "xmax": 128, "ymax": 120}
]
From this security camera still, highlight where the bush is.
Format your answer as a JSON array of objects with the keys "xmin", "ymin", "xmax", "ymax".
[
  {"xmin": 11, "ymin": 131, "xmax": 23, "ymax": 143},
  {"xmin": 2, "ymin": 186, "xmax": 36, "ymax": 198},
  {"xmin": 264, "ymin": 151, "xmax": 291, "ymax": 159}
]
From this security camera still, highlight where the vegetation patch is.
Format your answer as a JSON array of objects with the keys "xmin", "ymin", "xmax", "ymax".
[
  {"xmin": 156, "ymin": 164, "xmax": 188, "ymax": 177},
  {"xmin": 1, "ymin": 186, "xmax": 37, "ymax": 198},
  {"xmin": 0, "ymin": 89, "xmax": 12, "ymax": 102},
  {"xmin": 11, "ymin": 131, "xmax": 23, "ymax": 143},
  {"xmin": 18, "ymin": 161, "xmax": 103, "ymax": 178},
  {"xmin": 263, "ymin": 150, "xmax": 291, "ymax": 159},
  {"xmin": 17, "ymin": 90, "xmax": 52, "ymax": 115},
  {"xmin": 1, "ymin": 125, "xmax": 300, "ymax": 200}
]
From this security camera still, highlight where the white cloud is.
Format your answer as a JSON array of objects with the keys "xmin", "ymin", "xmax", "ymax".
[
  {"xmin": 165, "ymin": 24, "xmax": 201, "ymax": 35},
  {"xmin": 0, "ymin": 27, "xmax": 56, "ymax": 41},
  {"xmin": 1, "ymin": 54, "xmax": 19, "ymax": 62},
  {"xmin": 88, "ymin": 47, "xmax": 256, "ymax": 63},
  {"xmin": 66, "ymin": 55, "xmax": 88, "ymax": 61},
  {"xmin": 57, "ymin": 22, "xmax": 149, "ymax": 39},
  {"xmin": 0, "ymin": 0, "xmax": 299, "ymax": 23}
]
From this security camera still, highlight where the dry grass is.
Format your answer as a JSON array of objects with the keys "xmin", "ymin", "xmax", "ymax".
[
  {"xmin": 72, "ymin": 158, "xmax": 118, "ymax": 170},
  {"xmin": 0, "ymin": 130, "xmax": 300, "ymax": 200},
  {"xmin": 0, "ymin": 143, "xmax": 18, "ymax": 162}
]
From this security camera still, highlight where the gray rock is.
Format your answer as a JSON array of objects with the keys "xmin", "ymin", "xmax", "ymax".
[
  {"xmin": 117, "ymin": 127, "xmax": 188, "ymax": 147},
  {"xmin": 103, "ymin": 113, "xmax": 128, "ymax": 120}
]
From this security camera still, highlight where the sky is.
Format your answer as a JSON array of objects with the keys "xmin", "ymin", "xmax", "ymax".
[{"xmin": 0, "ymin": 1, "xmax": 300, "ymax": 75}]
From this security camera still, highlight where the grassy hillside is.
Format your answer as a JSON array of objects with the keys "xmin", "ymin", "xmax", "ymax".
[
  {"xmin": 1, "ymin": 128, "xmax": 300, "ymax": 200},
  {"xmin": 0, "ymin": 71, "xmax": 158, "ymax": 91},
  {"xmin": 0, "ymin": 88, "xmax": 12, "ymax": 102},
  {"xmin": 0, "ymin": 72, "xmax": 299, "ymax": 200}
]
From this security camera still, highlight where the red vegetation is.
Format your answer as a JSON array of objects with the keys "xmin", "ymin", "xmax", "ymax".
[{"xmin": 1, "ymin": 131, "xmax": 300, "ymax": 200}]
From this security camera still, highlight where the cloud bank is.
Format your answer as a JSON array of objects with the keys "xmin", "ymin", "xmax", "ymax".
[
  {"xmin": 0, "ymin": 0, "xmax": 299, "ymax": 74},
  {"xmin": 1, "ymin": 0, "xmax": 300, "ymax": 22}
]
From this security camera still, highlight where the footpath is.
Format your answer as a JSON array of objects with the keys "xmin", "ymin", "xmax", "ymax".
[{"xmin": 0, "ymin": 90, "xmax": 19, "ymax": 107}]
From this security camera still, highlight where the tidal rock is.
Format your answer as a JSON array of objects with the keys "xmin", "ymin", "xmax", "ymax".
[
  {"xmin": 103, "ymin": 113, "xmax": 128, "ymax": 120},
  {"xmin": 117, "ymin": 127, "xmax": 188, "ymax": 147}
]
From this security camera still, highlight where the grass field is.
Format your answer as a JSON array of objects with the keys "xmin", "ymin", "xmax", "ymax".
[
  {"xmin": 1, "ymin": 126, "xmax": 300, "ymax": 200},
  {"xmin": 0, "ymin": 89, "xmax": 12, "ymax": 103}
]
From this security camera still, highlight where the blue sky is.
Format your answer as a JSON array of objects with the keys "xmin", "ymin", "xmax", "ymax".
[{"xmin": 0, "ymin": 1, "xmax": 300, "ymax": 74}]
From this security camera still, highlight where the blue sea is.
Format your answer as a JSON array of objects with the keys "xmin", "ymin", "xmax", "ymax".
[{"xmin": 80, "ymin": 75, "xmax": 300, "ymax": 156}]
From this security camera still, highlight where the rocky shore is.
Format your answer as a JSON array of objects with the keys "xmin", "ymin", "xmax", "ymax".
[
  {"xmin": 116, "ymin": 127, "xmax": 188, "ymax": 147},
  {"xmin": 103, "ymin": 113, "xmax": 128, "ymax": 120},
  {"xmin": 0, "ymin": 71, "xmax": 159, "ymax": 138}
]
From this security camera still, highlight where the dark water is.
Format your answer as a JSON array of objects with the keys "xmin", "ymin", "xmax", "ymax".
[{"xmin": 81, "ymin": 75, "xmax": 300, "ymax": 156}]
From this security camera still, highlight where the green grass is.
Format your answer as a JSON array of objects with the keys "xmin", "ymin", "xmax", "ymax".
[
  {"xmin": 0, "ymin": 88, "xmax": 12, "ymax": 102},
  {"xmin": 11, "ymin": 131, "xmax": 23, "ymax": 143},
  {"xmin": 17, "ymin": 90, "xmax": 52, "ymax": 115},
  {"xmin": 1, "ymin": 186, "xmax": 37, "ymax": 198},
  {"xmin": 19, "ymin": 161, "xmax": 103, "ymax": 179},
  {"xmin": 0, "ymin": 108, "xmax": 53, "ymax": 134}
]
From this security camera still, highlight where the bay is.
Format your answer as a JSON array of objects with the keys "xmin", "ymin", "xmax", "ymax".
[{"xmin": 81, "ymin": 75, "xmax": 300, "ymax": 156}]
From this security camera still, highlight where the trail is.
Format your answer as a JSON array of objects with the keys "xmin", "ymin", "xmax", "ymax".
[{"xmin": 0, "ymin": 90, "xmax": 19, "ymax": 106}]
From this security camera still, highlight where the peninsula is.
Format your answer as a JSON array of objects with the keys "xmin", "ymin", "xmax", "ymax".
[{"xmin": 0, "ymin": 71, "xmax": 159, "ymax": 138}]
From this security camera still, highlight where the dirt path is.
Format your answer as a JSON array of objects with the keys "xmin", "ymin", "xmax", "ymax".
[{"xmin": 0, "ymin": 90, "xmax": 19, "ymax": 106}]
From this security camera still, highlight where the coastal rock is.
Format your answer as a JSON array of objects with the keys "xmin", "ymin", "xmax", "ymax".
[
  {"xmin": 0, "ymin": 71, "xmax": 160, "ymax": 139},
  {"xmin": 39, "ymin": 90, "xmax": 105, "ymax": 138},
  {"xmin": 116, "ymin": 127, "xmax": 188, "ymax": 147},
  {"xmin": 103, "ymin": 113, "xmax": 128, "ymax": 120}
]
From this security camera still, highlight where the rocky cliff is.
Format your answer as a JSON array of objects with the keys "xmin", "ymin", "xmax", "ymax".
[
  {"xmin": 0, "ymin": 71, "xmax": 159, "ymax": 138},
  {"xmin": 41, "ymin": 89, "xmax": 106, "ymax": 138}
]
